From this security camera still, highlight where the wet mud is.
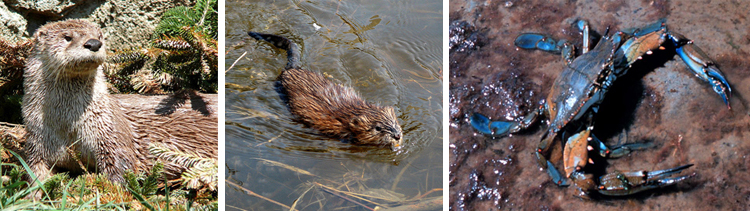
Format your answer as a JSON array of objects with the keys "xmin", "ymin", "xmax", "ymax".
[{"xmin": 449, "ymin": 0, "xmax": 750, "ymax": 210}]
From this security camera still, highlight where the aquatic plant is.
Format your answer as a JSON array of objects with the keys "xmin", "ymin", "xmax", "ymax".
[{"xmin": 226, "ymin": 157, "xmax": 442, "ymax": 210}]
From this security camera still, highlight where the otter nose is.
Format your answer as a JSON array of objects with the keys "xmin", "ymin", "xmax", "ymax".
[{"xmin": 83, "ymin": 39, "xmax": 102, "ymax": 52}]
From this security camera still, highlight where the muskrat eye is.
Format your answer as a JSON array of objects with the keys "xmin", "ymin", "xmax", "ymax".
[
  {"xmin": 375, "ymin": 126, "xmax": 382, "ymax": 132},
  {"xmin": 64, "ymin": 36, "xmax": 72, "ymax": 42}
]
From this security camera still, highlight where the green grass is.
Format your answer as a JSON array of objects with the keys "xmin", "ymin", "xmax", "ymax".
[{"xmin": 0, "ymin": 148, "xmax": 218, "ymax": 210}]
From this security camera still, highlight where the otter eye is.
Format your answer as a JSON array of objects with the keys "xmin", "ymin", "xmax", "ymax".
[
  {"xmin": 375, "ymin": 126, "xmax": 382, "ymax": 132},
  {"xmin": 64, "ymin": 36, "xmax": 72, "ymax": 41}
]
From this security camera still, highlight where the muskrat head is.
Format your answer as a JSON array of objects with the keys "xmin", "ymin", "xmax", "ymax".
[
  {"xmin": 349, "ymin": 106, "xmax": 403, "ymax": 150},
  {"xmin": 33, "ymin": 19, "xmax": 106, "ymax": 78}
]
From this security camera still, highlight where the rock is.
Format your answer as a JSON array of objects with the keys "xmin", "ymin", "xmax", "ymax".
[
  {"xmin": 0, "ymin": 1, "xmax": 28, "ymax": 42},
  {"xmin": 4, "ymin": 0, "xmax": 78, "ymax": 18},
  {"xmin": 0, "ymin": 0, "xmax": 193, "ymax": 50}
]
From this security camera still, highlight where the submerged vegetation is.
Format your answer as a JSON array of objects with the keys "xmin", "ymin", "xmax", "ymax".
[{"xmin": 226, "ymin": 158, "xmax": 442, "ymax": 211}]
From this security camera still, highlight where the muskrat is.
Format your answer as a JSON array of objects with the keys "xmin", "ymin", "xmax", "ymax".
[
  {"xmin": 22, "ymin": 19, "xmax": 217, "ymax": 188},
  {"xmin": 248, "ymin": 32, "xmax": 403, "ymax": 149}
]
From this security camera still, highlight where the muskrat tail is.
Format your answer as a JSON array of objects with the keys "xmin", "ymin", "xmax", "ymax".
[{"xmin": 248, "ymin": 32, "xmax": 301, "ymax": 70}]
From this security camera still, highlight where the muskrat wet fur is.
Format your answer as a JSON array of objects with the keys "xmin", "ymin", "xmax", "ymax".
[{"xmin": 248, "ymin": 32, "xmax": 403, "ymax": 149}]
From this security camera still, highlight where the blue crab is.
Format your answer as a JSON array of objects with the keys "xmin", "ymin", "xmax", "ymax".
[{"xmin": 471, "ymin": 19, "xmax": 731, "ymax": 197}]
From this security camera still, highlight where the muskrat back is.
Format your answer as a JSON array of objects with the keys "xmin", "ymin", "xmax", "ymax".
[{"xmin": 248, "ymin": 32, "xmax": 403, "ymax": 149}]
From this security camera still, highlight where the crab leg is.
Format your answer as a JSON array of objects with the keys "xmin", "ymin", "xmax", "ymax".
[
  {"xmin": 596, "ymin": 164, "xmax": 694, "ymax": 196},
  {"xmin": 620, "ymin": 19, "xmax": 732, "ymax": 108},
  {"xmin": 560, "ymin": 126, "xmax": 694, "ymax": 196},
  {"xmin": 572, "ymin": 19, "xmax": 593, "ymax": 53},
  {"xmin": 535, "ymin": 131, "xmax": 556, "ymax": 172},
  {"xmin": 559, "ymin": 126, "xmax": 594, "ymax": 188},
  {"xmin": 539, "ymin": 124, "xmax": 595, "ymax": 188},
  {"xmin": 588, "ymin": 133, "xmax": 652, "ymax": 158}
]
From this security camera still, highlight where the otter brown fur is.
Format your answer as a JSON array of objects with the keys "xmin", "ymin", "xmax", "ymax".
[
  {"xmin": 22, "ymin": 19, "xmax": 217, "ymax": 187},
  {"xmin": 248, "ymin": 32, "xmax": 402, "ymax": 149},
  {"xmin": 119, "ymin": 92, "xmax": 218, "ymax": 179},
  {"xmin": 23, "ymin": 19, "xmax": 142, "ymax": 185}
]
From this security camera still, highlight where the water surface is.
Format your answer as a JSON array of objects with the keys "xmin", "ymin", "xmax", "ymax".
[{"xmin": 225, "ymin": 0, "xmax": 442, "ymax": 210}]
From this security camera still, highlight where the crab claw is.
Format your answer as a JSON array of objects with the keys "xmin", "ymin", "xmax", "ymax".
[
  {"xmin": 470, "ymin": 113, "xmax": 516, "ymax": 136},
  {"xmin": 596, "ymin": 164, "xmax": 694, "ymax": 196},
  {"xmin": 672, "ymin": 34, "xmax": 732, "ymax": 108},
  {"xmin": 546, "ymin": 160, "xmax": 570, "ymax": 186},
  {"xmin": 705, "ymin": 67, "xmax": 732, "ymax": 108},
  {"xmin": 514, "ymin": 33, "xmax": 569, "ymax": 53}
]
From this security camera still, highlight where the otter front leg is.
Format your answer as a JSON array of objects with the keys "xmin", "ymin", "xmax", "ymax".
[
  {"xmin": 94, "ymin": 137, "xmax": 140, "ymax": 184},
  {"xmin": 23, "ymin": 130, "xmax": 54, "ymax": 182},
  {"xmin": 26, "ymin": 155, "xmax": 52, "ymax": 186},
  {"xmin": 95, "ymin": 147, "xmax": 125, "ymax": 183},
  {"xmin": 23, "ymin": 134, "xmax": 54, "ymax": 200}
]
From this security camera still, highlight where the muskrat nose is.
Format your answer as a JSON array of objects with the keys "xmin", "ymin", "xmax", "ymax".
[
  {"xmin": 84, "ymin": 39, "xmax": 102, "ymax": 52},
  {"xmin": 394, "ymin": 133, "xmax": 401, "ymax": 140}
]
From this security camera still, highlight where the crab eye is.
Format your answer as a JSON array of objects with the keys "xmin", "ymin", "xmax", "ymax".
[
  {"xmin": 375, "ymin": 126, "xmax": 382, "ymax": 132},
  {"xmin": 64, "ymin": 36, "xmax": 72, "ymax": 41}
]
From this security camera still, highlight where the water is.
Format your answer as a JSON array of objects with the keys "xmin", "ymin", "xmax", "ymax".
[{"xmin": 225, "ymin": 0, "xmax": 442, "ymax": 210}]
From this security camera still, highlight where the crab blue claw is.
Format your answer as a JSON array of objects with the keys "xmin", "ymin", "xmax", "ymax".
[
  {"xmin": 470, "ymin": 113, "xmax": 515, "ymax": 135},
  {"xmin": 706, "ymin": 68, "xmax": 732, "ymax": 107},
  {"xmin": 674, "ymin": 38, "xmax": 733, "ymax": 108},
  {"xmin": 515, "ymin": 33, "xmax": 561, "ymax": 52}
]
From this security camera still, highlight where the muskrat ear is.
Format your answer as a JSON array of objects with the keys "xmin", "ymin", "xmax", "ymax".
[
  {"xmin": 349, "ymin": 115, "xmax": 365, "ymax": 129},
  {"xmin": 351, "ymin": 116, "xmax": 360, "ymax": 125}
]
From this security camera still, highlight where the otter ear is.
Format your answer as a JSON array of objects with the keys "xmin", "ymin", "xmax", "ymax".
[{"xmin": 34, "ymin": 31, "xmax": 46, "ymax": 39}]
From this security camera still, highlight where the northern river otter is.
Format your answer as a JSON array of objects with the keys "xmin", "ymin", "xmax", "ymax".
[
  {"xmin": 23, "ymin": 19, "xmax": 142, "ymax": 185},
  {"xmin": 22, "ymin": 19, "xmax": 217, "ymax": 188},
  {"xmin": 248, "ymin": 32, "xmax": 403, "ymax": 149}
]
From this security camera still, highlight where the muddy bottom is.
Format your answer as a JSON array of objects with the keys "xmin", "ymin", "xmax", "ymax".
[{"xmin": 449, "ymin": 0, "xmax": 750, "ymax": 210}]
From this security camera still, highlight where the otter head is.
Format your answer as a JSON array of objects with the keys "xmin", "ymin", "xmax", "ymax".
[
  {"xmin": 32, "ymin": 19, "xmax": 106, "ymax": 78},
  {"xmin": 349, "ymin": 106, "xmax": 403, "ymax": 150}
]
